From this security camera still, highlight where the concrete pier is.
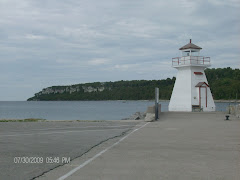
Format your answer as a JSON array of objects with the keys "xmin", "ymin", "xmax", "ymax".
[
  {"xmin": 0, "ymin": 121, "xmax": 138, "ymax": 180},
  {"xmin": 37, "ymin": 112, "xmax": 240, "ymax": 180}
]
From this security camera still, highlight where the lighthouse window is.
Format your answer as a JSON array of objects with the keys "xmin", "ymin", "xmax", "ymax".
[
  {"xmin": 182, "ymin": 51, "xmax": 190, "ymax": 56},
  {"xmin": 191, "ymin": 51, "xmax": 198, "ymax": 56}
]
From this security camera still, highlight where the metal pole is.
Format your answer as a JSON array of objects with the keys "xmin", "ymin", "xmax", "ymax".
[
  {"xmin": 155, "ymin": 87, "xmax": 159, "ymax": 120},
  {"xmin": 236, "ymin": 93, "xmax": 238, "ymax": 112},
  {"xmin": 236, "ymin": 93, "xmax": 238, "ymax": 105}
]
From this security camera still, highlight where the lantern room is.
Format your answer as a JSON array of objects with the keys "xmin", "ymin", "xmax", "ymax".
[
  {"xmin": 172, "ymin": 39, "xmax": 211, "ymax": 67},
  {"xmin": 180, "ymin": 39, "xmax": 202, "ymax": 56}
]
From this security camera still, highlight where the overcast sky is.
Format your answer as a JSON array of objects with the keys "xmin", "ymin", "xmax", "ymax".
[{"xmin": 0, "ymin": 0, "xmax": 239, "ymax": 100}]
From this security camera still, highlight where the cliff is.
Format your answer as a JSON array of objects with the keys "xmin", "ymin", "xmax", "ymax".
[
  {"xmin": 27, "ymin": 79, "xmax": 175, "ymax": 101},
  {"xmin": 28, "ymin": 68, "xmax": 240, "ymax": 101}
]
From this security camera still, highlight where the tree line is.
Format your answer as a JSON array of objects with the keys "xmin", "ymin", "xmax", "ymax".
[
  {"xmin": 28, "ymin": 67, "xmax": 240, "ymax": 101},
  {"xmin": 205, "ymin": 67, "xmax": 239, "ymax": 100}
]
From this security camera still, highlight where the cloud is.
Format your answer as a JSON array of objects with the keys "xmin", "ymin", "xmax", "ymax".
[
  {"xmin": 211, "ymin": 53, "xmax": 240, "ymax": 69},
  {"xmin": 209, "ymin": 0, "xmax": 240, "ymax": 7},
  {"xmin": 0, "ymin": 0, "xmax": 239, "ymax": 100},
  {"xmin": 24, "ymin": 34, "xmax": 46, "ymax": 40},
  {"xmin": 88, "ymin": 58, "xmax": 110, "ymax": 65},
  {"xmin": 59, "ymin": 26, "xmax": 106, "ymax": 39},
  {"xmin": 110, "ymin": 64, "xmax": 139, "ymax": 71}
]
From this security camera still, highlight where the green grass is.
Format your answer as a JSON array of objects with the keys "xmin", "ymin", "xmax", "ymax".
[
  {"xmin": 76, "ymin": 120, "xmax": 107, "ymax": 122},
  {"xmin": 0, "ymin": 118, "xmax": 46, "ymax": 122}
]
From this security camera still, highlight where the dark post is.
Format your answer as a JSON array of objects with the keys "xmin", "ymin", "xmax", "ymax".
[
  {"xmin": 155, "ymin": 88, "xmax": 159, "ymax": 120},
  {"xmin": 236, "ymin": 93, "xmax": 238, "ymax": 106}
]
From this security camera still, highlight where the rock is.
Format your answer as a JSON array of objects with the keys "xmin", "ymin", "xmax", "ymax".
[
  {"xmin": 227, "ymin": 104, "xmax": 240, "ymax": 118},
  {"xmin": 122, "ymin": 112, "xmax": 146, "ymax": 120},
  {"xmin": 146, "ymin": 106, "xmax": 155, "ymax": 113},
  {"xmin": 144, "ymin": 113, "xmax": 155, "ymax": 122}
]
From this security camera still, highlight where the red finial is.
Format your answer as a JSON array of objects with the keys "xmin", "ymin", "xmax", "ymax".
[{"xmin": 190, "ymin": 39, "xmax": 192, "ymax": 43}]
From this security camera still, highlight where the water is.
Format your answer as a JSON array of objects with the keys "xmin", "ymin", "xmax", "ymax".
[{"xmin": 0, "ymin": 101, "xmax": 235, "ymax": 120}]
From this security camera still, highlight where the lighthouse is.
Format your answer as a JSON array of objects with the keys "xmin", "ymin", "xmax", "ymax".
[{"xmin": 169, "ymin": 39, "xmax": 215, "ymax": 112}]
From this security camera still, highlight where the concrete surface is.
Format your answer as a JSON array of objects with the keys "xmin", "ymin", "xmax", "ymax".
[
  {"xmin": 37, "ymin": 112, "xmax": 240, "ymax": 180},
  {"xmin": 0, "ymin": 121, "xmax": 139, "ymax": 180}
]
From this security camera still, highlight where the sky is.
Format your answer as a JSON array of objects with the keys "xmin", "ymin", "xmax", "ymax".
[{"xmin": 0, "ymin": 0, "xmax": 239, "ymax": 101}]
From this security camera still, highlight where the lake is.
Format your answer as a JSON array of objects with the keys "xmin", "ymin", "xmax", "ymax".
[{"xmin": 0, "ymin": 101, "xmax": 236, "ymax": 120}]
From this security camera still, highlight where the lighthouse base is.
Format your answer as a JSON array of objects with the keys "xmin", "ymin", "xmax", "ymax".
[
  {"xmin": 168, "ymin": 66, "xmax": 215, "ymax": 112},
  {"xmin": 169, "ymin": 105, "xmax": 215, "ymax": 112},
  {"xmin": 169, "ymin": 105, "xmax": 192, "ymax": 112}
]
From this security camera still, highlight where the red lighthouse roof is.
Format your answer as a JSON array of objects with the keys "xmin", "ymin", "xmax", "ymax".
[
  {"xmin": 179, "ymin": 39, "xmax": 202, "ymax": 50},
  {"xmin": 195, "ymin": 82, "xmax": 209, "ymax": 87}
]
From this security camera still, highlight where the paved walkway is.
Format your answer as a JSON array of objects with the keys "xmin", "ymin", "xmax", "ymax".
[
  {"xmin": 38, "ymin": 112, "xmax": 240, "ymax": 180},
  {"xmin": 0, "ymin": 121, "xmax": 138, "ymax": 180}
]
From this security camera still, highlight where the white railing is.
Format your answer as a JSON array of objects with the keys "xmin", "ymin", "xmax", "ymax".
[{"xmin": 172, "ymin": 56, "xmax": 210, "ymax": 66}]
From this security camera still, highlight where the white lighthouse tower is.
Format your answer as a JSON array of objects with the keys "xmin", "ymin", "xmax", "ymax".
[{"xmin": 169, "ymin": 39, "xmax": 215, "ymax": 112}]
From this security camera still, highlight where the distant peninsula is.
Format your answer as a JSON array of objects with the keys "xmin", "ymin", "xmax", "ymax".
[{"xmin": 28, "ymin": 67, "xmax": 240, "ymax": 101}]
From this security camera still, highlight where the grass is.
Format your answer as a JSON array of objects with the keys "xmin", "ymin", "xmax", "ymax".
[
  {"xmin": 0, "ymin": 118, "xmax": 46, "ymax": 122},
  {"xmin": 0, "ymin": 119, "xmax": 106, "ymax": 122},
  {"xmin": 76, "ymin": 120, "xmax": 106, "ymax": 122}
]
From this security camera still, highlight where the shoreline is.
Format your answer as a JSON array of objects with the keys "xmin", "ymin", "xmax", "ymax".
[
  {"xmin": 2, "ymin": 99, "xmax": 239, "ymax": 103},
  {"xmin": 214, "ymin": 100, "xmax": 240, "ymax": 103},
  {"xmin": 0, "ymin": 119, "xmax": 140, "ymax": 122}
]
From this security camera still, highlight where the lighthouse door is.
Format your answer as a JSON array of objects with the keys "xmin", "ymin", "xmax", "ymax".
[{"xmin": 200, "ymin": 87, "xmax": 207, "ymax": 109}]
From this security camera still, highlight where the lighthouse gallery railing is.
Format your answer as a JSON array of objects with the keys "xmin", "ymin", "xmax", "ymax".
[{"xmin": 172, "ymin": 56, "xmax": 210, "ymax": 66}]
